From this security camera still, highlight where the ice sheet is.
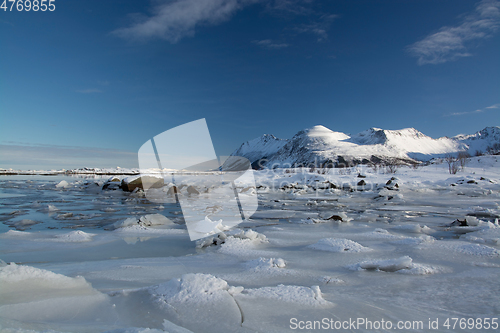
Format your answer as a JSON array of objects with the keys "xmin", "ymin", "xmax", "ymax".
[{"xmin": 0, "ymin": 157, "xmax": 499, "ymax": 332}]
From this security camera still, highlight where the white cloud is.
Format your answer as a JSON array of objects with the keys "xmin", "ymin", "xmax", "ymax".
[
  {"xmin": 113, "ymin": 0, "xmax": 259, "ymax": 43},
  {"xmin": 446, "ymin": 102, "xmax": 499, "ymax": 116},
  {"xmin": 408, "ymin": 0, "xmax": 500, "ymax": 65},
  {"xmin": 252, "ymin": 39, "xmax": 289, "ymax": 49},
  {"xmin": 294, "ymin": 14, "xmax": 337, "ymax": 42},
  {"xmin": 448, "ymin": 109, "xmax": 483, "ymax": 116},
  {"xmin": 264, "ymin": 0, "xmax": 315, "ymax": 16}
]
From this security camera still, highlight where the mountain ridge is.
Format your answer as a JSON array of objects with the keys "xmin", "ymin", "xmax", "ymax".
[{"xmin": 230, "ymin": 126, "xmax": 500, "ymax": 169}]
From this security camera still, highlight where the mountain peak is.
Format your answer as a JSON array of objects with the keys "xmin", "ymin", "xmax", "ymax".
[
  {"xmin": 301, "ymin": 125, "xmax": 350, "ymax": 141},
  {"xmin": 231, "ymin": 125, "xmax": 500, "ymax": 168},
  {"xmin": 306, "ymin": 125, "xmax": 332, "ymax": 132}
]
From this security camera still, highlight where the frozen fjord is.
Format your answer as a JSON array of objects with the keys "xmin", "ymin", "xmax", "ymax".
[{"xmin": 0, "ymin": 156, "xmax": 499, "ymax": 332}]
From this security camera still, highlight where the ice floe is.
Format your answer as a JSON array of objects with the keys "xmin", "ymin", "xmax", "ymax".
[
  {"xmin": 0, "ymin": 263, "xmax": 116, "ymax": 325},
  {"xmin": 108, "ymin": 214, "xmax": 176, "ymax": 230},
  {"xmin": 307, "ymin": 238, "xmax": 372, "ymax": 253},
  {"xmin": 51, "ymin": 230, "xmax": 96, "ymax": 242},
  {"xmin": 237, "ymin": 284, "xmax": 331, "ymax": 307},
  {"xmin": 348, "ymin": 256, "xmax": 414, "ymax": 272},
  {"xmin": 148, "ymin": 273, "xmax": 243, "ymax": 333}
]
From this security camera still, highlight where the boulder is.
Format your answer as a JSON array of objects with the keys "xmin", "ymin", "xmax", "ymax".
[
  {"xmin": 327, "ymin": 215, "xmax": 344, "ymax": 221},
  {"xmin": 385, "ymin": 177, "xmax": 399, "ymax": 190},
  {"xmin": 102, "ymin": 182, "xmax": 121, "ymax": 191},
  {"xmin": 450, "ymin": 219, "xmax": 468, "ymax": 227},
  {"xmin": 187, "ymin": 185, "xmax": 200, "ymax": 195},
  {"xmin": 121, "ymin": 175, "xmax": 164, "ymax": 192},
  {"xmin": 167, "ymin": 186, "xmax": 179, "ymax": 195}
]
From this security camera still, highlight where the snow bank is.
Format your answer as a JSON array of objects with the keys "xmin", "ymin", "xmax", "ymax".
[
  {"xmin": 204, "ymin": 229, "xmax": 270, "ymax": 257},
  {"xmin": 149, "ymin": 274, "xmax": 243, "ymax": 333},
  {"xmin": 237, "ymin": 284, "xmax": 331, "ymax": 307},
  {"xmin": 0, "ymin": 263, "xmax": 89, "ymax": 287},
  {"xmin": 196, "ymin": 228, "xmax": 268, "ymax": 249},
  {"xmin": 347, "ymin": 255, "xmax": 447, "ymax": 275},
  {"xmin": 307, "ymin": 238, "xmax": 372, "ymax": 253},
  {"xmin": 0, "ymin": 230, "xmax": 32, "ymax": 238},
  {"xmin": 391, "ymin": 223, "xmax": 434, "ymax": 234},
  {"xmin": 139, "ymin": 214, "xmax": 175, "ymax": 227},
  {"xmin": 218, "ymin": 238, "xmax": 268, "ymax": 257},
  {"xmin": 110, "ymin": 217, "xmax": 139, "ymax": 229},
  {"xmin": 109, "ymin": 214, "xmax": 175, "ymax": 230},
  {"xmin": 0, "ymin": 263, "xmax": 116, "ymax": 325},
  {"xmin": 191, "ymin": 216, "xmax": 229, "ymax": 235},
  {"xmin": 460, "ymin": 222, "xmax": 500, "ymax": 245},
  {"xmin": 51, "ymin": 230, "xmax": 96, "ymax": 242},
  {"xmin": 355, "ymin": 228, "xmax": 406, "ymax": 240},
  {"xmin": 397, "ymin": 263, "xmax": 449, "ymax": 275},
  {"xmin": 300, "ymin": 212, "xmax": 351, "ymax": 224},
  {"xmin": 244, "ymin": 257, "xmax": 286, "ymax": 272},
  {"xmin": 348, "ymin": 256, "xmax": 413, "ymax": 272},
  {"xmin": 391, "ymin": 235, "xmax": 436, "ymax": 245},
  {"xmin": 451, "ymin": 243, "xmax": 500, "ymax": 257},
  {"xmin": 0, "ymin": 263, "xmax": 97, "ymax": 306}
]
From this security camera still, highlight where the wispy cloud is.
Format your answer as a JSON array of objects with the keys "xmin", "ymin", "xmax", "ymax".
[
  {"xmin": 0, "ymin": 19, "xmax": 14, "ymax": 27},
  {"xmin": 113, "ymin": 0, "xmax": 259, "ymax": 42},
  {"xmin": 408, "ymin": 0, "xmax": 500, "ymax": 65},
  {"xmin": 293, "ymin": 14, "xmax": 338, "ymax": 42},
  {"xmin": 485, "ymin": 103, "xmax": 500, "ymax": 109},
  {"xmin": 113, "ymin": 0, "xmax": 333, "ymax": 44},
  {"xmin": 446, "ymin": 102, "xmax": 500, "ymax": 116},
  {"xmin": 76, "ymin": 89, "xmax": 103, "ymax": 94},
  {"xmin": 264, "ymin": 0, "xmax": 315, "ymax": 16},
  {"xmin": 252, "ymin": 39, "xmax": 289, "ymax": 49},
  {"xmin": 448, "ymin": 109, "xmax": 484, "ymax": 117}
]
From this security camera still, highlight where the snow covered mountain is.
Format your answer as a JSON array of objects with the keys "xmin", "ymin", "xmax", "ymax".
[
  {"xmin": 230, "ymin": 134, "xmax": 287, "ymax": 167},
  {"xmin": 453, "ymin": 127, "xmax": 500, "ymax": 155},
  {"xmin": 231, "ymin": 125, "xmax": 500, "ymax": 168}
]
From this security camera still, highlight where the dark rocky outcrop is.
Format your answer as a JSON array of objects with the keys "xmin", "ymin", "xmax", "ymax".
[{"xmin": 121, "ymin": 176, "xmax": 164, "ymax": 192}]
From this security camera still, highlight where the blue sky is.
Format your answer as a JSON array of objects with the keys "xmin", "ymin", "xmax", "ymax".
[{"xmin": 1, "ymin": 0, "xmax": 499, "ymax": 169}]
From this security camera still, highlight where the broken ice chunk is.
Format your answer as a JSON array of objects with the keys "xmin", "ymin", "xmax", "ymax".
[
  {"xmin": 55, "ymin": 180, "xmax": 70, "ymax": 188},
  {"xmin": 350, "ymin": 256, "xmax": 413, "ymax": 272},
  {"xmin": 308, "ymin": 238, "xmax": 371, "ymax": 253}
]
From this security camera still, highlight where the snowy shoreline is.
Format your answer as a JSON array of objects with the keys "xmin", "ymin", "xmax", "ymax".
[{"xmin": 0, "ymin": 156, "xmax": 499, "ymax": 332}]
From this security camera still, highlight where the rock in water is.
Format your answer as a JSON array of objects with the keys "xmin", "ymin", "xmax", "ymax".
[
  {"xmin": 102, "ymin": 181, "xmax": 121, "ymax": 191},
  {"xmin": 167, "ymin": 186, "xmax": 179, "ymax": 195},
  {"xmin": 121, "ymin": 175, "xmax": 164, "ymax": 192}
]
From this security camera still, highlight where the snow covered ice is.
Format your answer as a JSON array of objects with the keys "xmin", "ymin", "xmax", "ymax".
[{"xmin": 0, "ymin": 155, "xmax": 499, "ymax": 332}]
